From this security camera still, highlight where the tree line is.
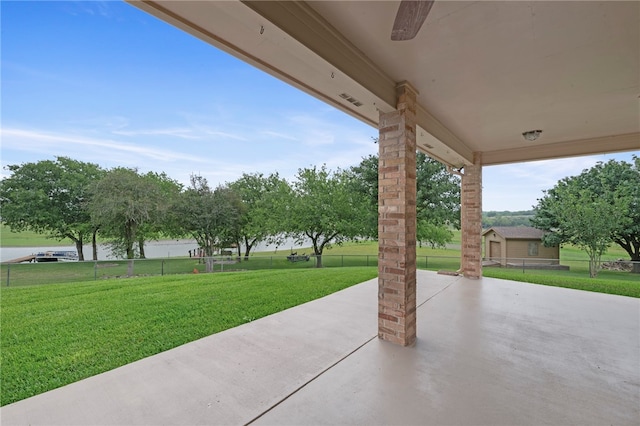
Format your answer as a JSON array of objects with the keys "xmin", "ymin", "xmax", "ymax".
[
  {"xmin": 0, "ymin": 153, "xmax": 461, "ymax": 267},
  {"xmin": 3, "ymin": 154, "xmax": 636, "ymax": 275},
  {"xmin": 532, "ymin": 157, "xmax": 640, "ymax": 276},
  {"xmin": 482, "ymin": 210, "xmax": 535, "ymax": 228}
]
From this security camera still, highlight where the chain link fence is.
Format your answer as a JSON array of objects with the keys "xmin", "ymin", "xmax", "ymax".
[
  {"xmin": 485, "ymin": 257, "xmax": 640, "ymax": 274},
  {"xmin": 1, "ymin": 255, "xmax": 637, "ymax": 287}
]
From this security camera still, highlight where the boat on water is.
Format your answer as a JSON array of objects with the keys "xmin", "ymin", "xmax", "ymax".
[{"xmin": 34, "ymin": 251, "xmax": 79, "ymax": 262}]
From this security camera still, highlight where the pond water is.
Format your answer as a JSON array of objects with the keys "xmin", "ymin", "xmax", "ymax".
[{"xmin": 0, "ymin": 238, "xmax": 309, "ymax": 263}]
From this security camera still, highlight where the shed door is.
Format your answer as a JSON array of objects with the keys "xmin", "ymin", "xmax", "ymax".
[{"xmin": 490, "ymin": 241, "xmax": 501, "ymax": 261}]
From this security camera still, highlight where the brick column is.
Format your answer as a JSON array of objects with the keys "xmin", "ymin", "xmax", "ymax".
[
  {"xmin": 378, "ymin": 82, "xmax": 417, "ymax": 346},
  {"xmin": 461, "ymin": 153, "xmax": 483, "ymax": 279}
]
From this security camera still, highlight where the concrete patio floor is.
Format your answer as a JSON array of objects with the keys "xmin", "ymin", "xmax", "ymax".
[{"xmin": 2, "ymin": 270, "xmax": 638, "ymax": 425}]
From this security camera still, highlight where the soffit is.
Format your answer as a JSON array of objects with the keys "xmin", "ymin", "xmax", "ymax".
[{"xmin": 129, "ymin": 1, "xmax": 639, "ymax": 166}]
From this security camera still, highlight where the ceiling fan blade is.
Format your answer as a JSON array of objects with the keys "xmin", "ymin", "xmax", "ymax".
[{"xmin": 391, "ymin": 0, "xmax": 435, "ymax": 41}]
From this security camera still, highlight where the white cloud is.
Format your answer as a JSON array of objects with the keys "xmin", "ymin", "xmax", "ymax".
[
  {"xmin": 1, "ymin": 127, "xmax": 209, "ymax": 165},
  {"xmin": 483, "ymin": 152, "xmax": 639, "ymax": 211},
  {"xmin": 259, "ymin": 130, "xmax": 299, "ymax": 142},
  {"xmin": 63, "ymin": 1, "xmax": 115, "ymax": 19},
  {"xmin": 112, "ymin": 127, "xmax": 201, "ymax": 140},
  {"xmin": 286, "ymin": 112, "xmax": 344, "ymax": 146},
  {"xmin": 197, "ymin": 128, "xmax": 248, "ymax": 141},
  {"xmin": 67, "ymin": 115, "xmax": 130, "ymax": 131},
  {"xmin": 0, "ymin": 125, "xmax": 368, "ymax": 189},
  {"xmin": 4, "ymin": 127, "xmax": 633, "ymax": 214}
]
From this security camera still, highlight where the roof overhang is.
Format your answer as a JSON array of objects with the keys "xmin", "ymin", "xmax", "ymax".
[{"xmin": 128, "ymin": 1, "xmax": 639, "ymax": 167}]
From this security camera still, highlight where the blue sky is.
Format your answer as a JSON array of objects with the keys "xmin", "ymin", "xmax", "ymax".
[{"xmin": 2, "ymin": 1, "xmax": 637, "ymax": 212}]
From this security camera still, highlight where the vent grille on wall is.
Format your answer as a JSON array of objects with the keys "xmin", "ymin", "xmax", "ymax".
[{"xmin": 339, "ymin": 93, "xmax": 363, "ymax": 107}]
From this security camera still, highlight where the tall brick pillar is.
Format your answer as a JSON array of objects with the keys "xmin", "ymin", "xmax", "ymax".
[
  {"xmin": 378, "ymin": 82, "xmax": 417, "ymax": 346},
  {"xmin": 461, "ymin": 153, "xmax": 483, "ymax": 279}
]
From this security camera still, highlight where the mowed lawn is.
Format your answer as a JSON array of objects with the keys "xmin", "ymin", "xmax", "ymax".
[
  {"xmin": 2, "ymin": 229, "xmax": 637, "ymax": 406},
  {"xmin": 0, "ymin": 224, "xmax": 74, "ymax": 247},
  {"xmin": 0, "ymin": 267, "xmax": 377, "ymax": 406}
]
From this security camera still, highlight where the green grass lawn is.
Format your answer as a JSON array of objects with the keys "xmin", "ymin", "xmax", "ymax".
[
  {"xmin": 0, "ymin": 267, "xmax": 378, "ymax": 406},
  {"xmin": 559, "ymin": 243, "xmax": 629, "ymax": 260},
  {"xmin": 0, "ymin": 255, "xmax": 374, "ymax": 287},
  {"xmin": 285, "ymin": 239, "xmax": 461, "ymax": 257},
  {"xmin": 0, "ymin": 242, "xmax": 460, "ymax": 287},
  {"xmin": 482, "ymin": 268, "xmax": 639, "ymax": 297},
  {"xmin": 3, "ymin": 225, "xmax": 628, "ymax": 262},
  {"xmin": 1, "ymin": 236, "xmax": 637, "ymax": 406},
  {"xmin": 0, "ymin": 224, "xmax": 74, "ymax": 247},
  {"xmin": 2, "ymin": 258, "xmax": 212, "ymax": 287},
  {"xmin": 3, "ymin": 239, "xmax": 636, "ymax": 291}
]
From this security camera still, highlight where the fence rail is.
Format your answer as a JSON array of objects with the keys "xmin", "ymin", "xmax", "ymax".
[{"xmin": 1, "ymin": 255, "xmax": 637, "ymax": 287}]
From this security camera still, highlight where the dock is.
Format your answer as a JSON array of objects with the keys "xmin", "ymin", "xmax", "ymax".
[{"xmin": 2, "ymin": 255, "xmax": 36, "ymax": 264}]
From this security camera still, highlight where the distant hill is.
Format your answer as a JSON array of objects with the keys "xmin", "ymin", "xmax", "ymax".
[{"xmin": 482, "ymin": 210, "xmax": 535, "ymax": 228}]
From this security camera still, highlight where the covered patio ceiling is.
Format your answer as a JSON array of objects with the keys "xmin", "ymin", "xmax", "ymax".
[{"xmin": 129, "ymin": 1, "xmax": 639, "ymax": 167}]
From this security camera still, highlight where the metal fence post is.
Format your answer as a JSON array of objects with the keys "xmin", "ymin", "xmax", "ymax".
[
  {"xmin": 127, "ymin": 259, "xmax": 134, "ymax": 277},
  {"xmin": 6, "ymin": 264, "xmax": 9, "ymax": 287},
  {"xmin": 161, "ymin": 260, "xmax": 165, "ymax": 276},
  {"xmin": 341, "ymin": 255, "xmax": 344, "ymax": 267}
]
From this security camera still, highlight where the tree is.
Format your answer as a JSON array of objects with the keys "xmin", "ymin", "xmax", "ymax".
[
  {"xmin": 229, "ymin": 172, "xmax": 289, "ymax": 260},
  {"xmin": 172, "ymin": 175, "xmax": 242, "ymax": 270},
  {"xmin": 535, "ymin": 187, "xmax": 623, "ymax": 277},
  {"xmin": 417, "ymin": 220, "xmax": 453, "ymax": 249},
  {"xmin": 87, "ymin": 168, "xmax": 166, "ymax": 260},
  {"xmin": 0, "ymin": 157, "xmax": 104, "ymax": 260},
  {"xmin": 345, "ymin": 155, "xmax": 379, "ymax": 239},
  {"xmin": 416, "ymin": 152, "xmax": 461, "ymax": 230},
  {"xmin": 482, "ymin": 210, "xmax": 535, "ymax": 228},
  {"xmin": 135, "ymin": 172, "xmax": 183, "ymax": 258},
  {"xmin": 348, "ymin": 151, "xmax": 461, "ymax": 246},
  {"xmin": 283, "ymin": 165, "xmax": 371, "ymax": 267},
  {"xmin": 532, "ymin": 157, "xmax": 639, "ymax": 276},
  {"xmin": 585, "ymin": 157, "xmax": 640, "ymax": 273}
]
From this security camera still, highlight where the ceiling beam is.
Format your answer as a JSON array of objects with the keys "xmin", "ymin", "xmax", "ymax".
[
  {"xmin": 242, "ymin": 1, "xmax": 397, "ymax": 112},
  {"xmin": 128, "ymin": 0, "xmax": 386, "ymax": 127},
  {"xmin": 481, "ymin": 133, "xmax": 640, "ymax": 166},
  {"xmin": 416, "ymin": 105, "xmax": 474, "ymax": 166},
  {"xmin": 129, "ymin": 0, "xmax": 476, "ymax": 166},
  {"xmin": 243, "ymin": 1, "xmax": 476, "ymax": 166}
]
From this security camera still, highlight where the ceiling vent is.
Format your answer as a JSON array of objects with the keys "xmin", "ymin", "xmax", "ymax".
[{"xmin": 339, "ymin": 93, "xmax": 363, "ymax": 107}]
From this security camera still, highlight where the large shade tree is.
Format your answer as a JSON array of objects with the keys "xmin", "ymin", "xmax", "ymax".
[
  {"xmin": 345, "ymin": 154, "xmax": 379, "ymax": 239},
  {"xmin": 87, "ymin": 168, "xmax": 166, "ymax": 259},
  {"xmin": 172, "ymin": 175, "xmax": 242, "ymax": 270},
  {"xmin": 415, "ymin": 152, "xmax": 460, "ymax": 247},
  {"xmin": 282, "ymin": 165, "xmax": 371, "ymax": 267},
  {"xmin": 229, "ymin": 172, "xmax": 290, "ymax": 260},
  {"xmin": 348, "ymin": 152, "xmax": 461, "ymax": 247},
  {"xmin": 0, "ymin": 157, "xmax": 104, "ymax": 260},
  {"xmin": 532, "ymin": 157, "xmax": 640, "ymax": 275},
  {"xmin": 135, "ymin": 172, "xmax": 183, "ymax": 258}
]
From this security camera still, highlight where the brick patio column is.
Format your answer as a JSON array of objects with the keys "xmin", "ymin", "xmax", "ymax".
[
  {"xmin": 378, "ymin": 82, "xmax": 417, "ymax": 346},
  {"xmin": 461, "ymin": 153, "xmax": 483, "ymax": 279}
]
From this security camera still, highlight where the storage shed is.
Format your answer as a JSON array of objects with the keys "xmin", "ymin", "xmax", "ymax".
[{"xmin": 483, "ymin": 226, "xmax": 560, "ymax": 267}]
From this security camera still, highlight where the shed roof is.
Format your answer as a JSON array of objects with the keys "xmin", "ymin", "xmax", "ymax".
[{"xmin": 482, "ymin": 226, "xmax": 545, "ymax": 240}]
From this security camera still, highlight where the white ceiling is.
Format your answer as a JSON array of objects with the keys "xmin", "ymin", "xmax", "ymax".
[{"xmin": 129, "ymin": 0, "xmax": 639, "ymax": 167}]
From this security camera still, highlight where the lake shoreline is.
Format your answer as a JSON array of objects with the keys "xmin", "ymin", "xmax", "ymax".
[{"xmin": 0, "ymin": 238, "xmax": 311, "ymax": 263}]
